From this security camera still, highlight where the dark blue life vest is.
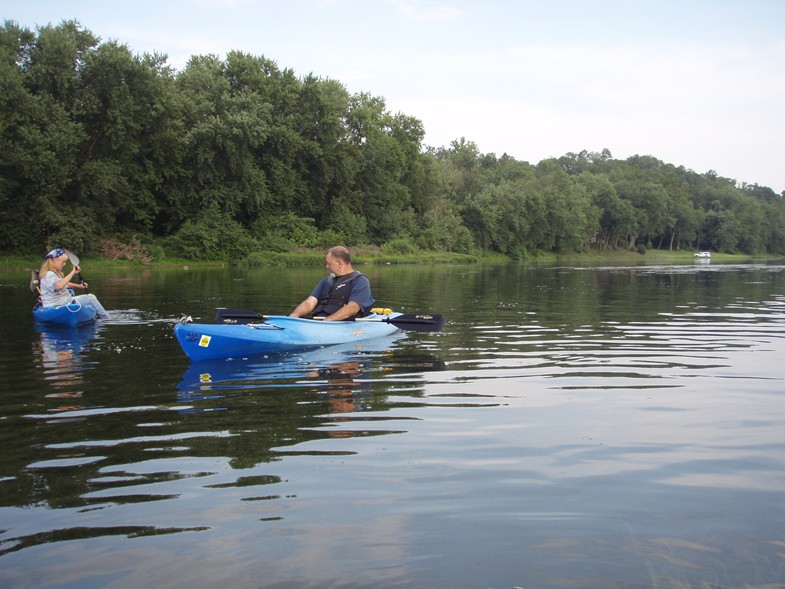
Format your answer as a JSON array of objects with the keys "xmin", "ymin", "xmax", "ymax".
[{"xmin": 314, "ymin": 271, "xmax": 364, "ymax": 318}]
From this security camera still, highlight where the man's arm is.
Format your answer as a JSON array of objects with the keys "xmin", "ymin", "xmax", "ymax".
[
  {"xmin": 324, "ymin": 301, "xmax": 360, "ymax": 321},
  {"xmin": 289, "ymin": 295, "xmax": 318, "ymax": 318}
]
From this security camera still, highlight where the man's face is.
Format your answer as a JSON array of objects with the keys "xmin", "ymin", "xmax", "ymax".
[{"xmin": 325, "ymin": 253, "xmax": 343, "ymax": 275}]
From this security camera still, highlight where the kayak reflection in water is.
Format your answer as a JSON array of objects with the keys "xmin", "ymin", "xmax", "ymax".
[{"xmin": 33, "ymin": 322, "xmax": 99, "ymax": 414}]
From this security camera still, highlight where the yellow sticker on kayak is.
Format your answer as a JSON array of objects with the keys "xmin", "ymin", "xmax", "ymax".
[{"xmin": 199, "ymin": 335, "xmax": 211, "ymax": 347}]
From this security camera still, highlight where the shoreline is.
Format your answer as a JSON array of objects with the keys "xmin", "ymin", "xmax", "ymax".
[{"xmin": 2, "ymin": 249, "xmax": 781, "ymax": 272}]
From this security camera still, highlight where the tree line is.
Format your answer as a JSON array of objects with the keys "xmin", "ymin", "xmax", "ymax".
[{"xmin": 2, "ymin": 20, "xmax": 783, "ymax": 261}]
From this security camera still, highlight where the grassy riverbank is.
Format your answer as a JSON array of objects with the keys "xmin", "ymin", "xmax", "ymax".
[
  {"xmin": 0, "ymin": 249, "xmax": 778, "ymax": 272},
  {"xmin": 0, "ymin": 249, "xmax": 493, "ymax": 271}
]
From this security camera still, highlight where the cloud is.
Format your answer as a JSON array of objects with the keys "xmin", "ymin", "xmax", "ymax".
[
  {"xmin": 387, "ymin": 0, "xmax": 463, "ymax": 22},
  {"xmin": 189, "ymin": 0, "xmax": 249, "ymax": 8}
]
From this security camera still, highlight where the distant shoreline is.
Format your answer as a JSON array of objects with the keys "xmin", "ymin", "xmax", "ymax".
[{"xmin": 2, "ymin": 249, "xmax": 780, "ymax": 272}]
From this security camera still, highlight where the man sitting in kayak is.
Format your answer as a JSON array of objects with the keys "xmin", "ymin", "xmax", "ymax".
[
  {"xmin": 289, "ymin": 246, "xmax": 374, "ymax": 321},
  {"xmin": 38, "ymin": 248, "xmax": 111, "ymax": 319}
]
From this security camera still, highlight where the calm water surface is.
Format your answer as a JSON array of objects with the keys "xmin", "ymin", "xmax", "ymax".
[{"xmin": 1, "ymin": 261, "xmax": 785, "ymax": 589}]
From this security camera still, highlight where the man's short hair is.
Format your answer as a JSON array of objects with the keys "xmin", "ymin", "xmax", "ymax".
[{"xmin": 327, "ymin": 246, "xmax": 351, "ymax": 263}]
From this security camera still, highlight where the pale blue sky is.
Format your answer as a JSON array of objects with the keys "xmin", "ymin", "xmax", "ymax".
[{"xmin": 5, "ymin": 0, "xmax": 785, "ymax": 192}]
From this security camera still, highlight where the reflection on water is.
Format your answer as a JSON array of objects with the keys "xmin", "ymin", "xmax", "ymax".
[
  {"xmin": 177, "ymin": 335, "xmax": 405, "ymax": 412},
  {"xmin": 178, "ymin": 334, "xmax": 447, "ymax": 442},
  {"xmin": 2, "ymin": 262, "xmax": 785, "ymax": 588},
  {"xmin": 33, "ymin": 323, "xmax": 101, "ymax": 418}
]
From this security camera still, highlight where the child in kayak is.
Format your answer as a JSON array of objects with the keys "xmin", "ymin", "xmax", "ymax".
[{"xmin": 38, "ymin": 248, "xmax": 111, "ymax": 319}]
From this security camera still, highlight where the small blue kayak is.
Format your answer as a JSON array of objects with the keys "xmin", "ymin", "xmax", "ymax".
[
  {"xmin": 33, "ymin": 303, "xmax": 97, "ymax": 326},
  {"xmin": 174, "ymin": 313, "xmax": 403, "ymax": 361}
]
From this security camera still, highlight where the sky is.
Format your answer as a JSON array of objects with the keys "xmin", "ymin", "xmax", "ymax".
[{"xmin": 4, "ymin": 0, "xmax": 785, "ymax": 193}]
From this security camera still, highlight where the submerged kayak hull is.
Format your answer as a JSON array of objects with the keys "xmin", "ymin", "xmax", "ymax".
[
  {"xmin": 174, "ymin": 313, "xmax": 402, "ymax": 361},
  {"xmin": 33, "ymin": 303, "xmax": 97, "ymax": 326}
]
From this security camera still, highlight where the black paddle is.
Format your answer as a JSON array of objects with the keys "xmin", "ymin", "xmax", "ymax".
[
  {"xmin": 214, "ymin": 308, "xmax": 444, "ymax": 332},
  {"xmin": 360, "ymin": 313, "xmax": 445, "ymax": 332},
  {"xmin": 214, "ymin": 308, "xmax": 265, "ymax": 324},
  {"xmin": 63, "ymin": 248, "xmax": 88, "ymax": 294}
]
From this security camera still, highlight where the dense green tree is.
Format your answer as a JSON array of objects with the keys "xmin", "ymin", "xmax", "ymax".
[
  {"xmin": 291, "ymin": 75, "xmax": 352, "ymax": 221},
  {"xmin": 460, "ymin": 188, "xmax": 499, "ymax": 251},
  {"xmin": 536, "ymin": 159, "xmax": 598, "ymax": 252},
  {"xmin": 433, "ymin": 138, "xmax": 488, "ymax": 207},
  {"xmin": 667, "ymin": 194, "xmax": 702, "ymax": 251},
  {"xmin": 23, "ymin": 20, "xmax": 97, "ymax": 106},
  {"xmin": 577, "ymin": 173, "xmax": 627, "ymax": 249},
  {"xmin": 175, "ymin": 53, "xmax": 271, "ymax": 226},
  {"xmin": 558, "ymin": 148, "xmax": 613, "ymax": 176},
  {"xmin": 75, "ymin": 42, "xmax": 177, "ymax": 234},
  {"xmin": 344, "ymin": 93, "xmax": 423, "ymax": 242},
  {"xmin": 2, "ymin": 20, "xmax": 783, "ymax": 259},
  {"xmin": 762, "ymin": 200, "xmax": 785, "ymax": 254},
  {"xmin": 0, "ymin": 21, "xmax": 89, "ymax": 251}
]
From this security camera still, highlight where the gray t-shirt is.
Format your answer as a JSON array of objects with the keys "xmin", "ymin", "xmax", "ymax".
[{"xmin": 40, "ymin": 271, "xmax": 73, "ymax": 307}]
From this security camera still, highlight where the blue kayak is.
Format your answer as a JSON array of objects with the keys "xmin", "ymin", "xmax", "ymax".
[
  {"xmin": 33, "ymin": 303, "xmax": 97, "ymax": 326},
  {"xmin": 174, "ymin": 313, "xmax": 403, "ymax": 361}
]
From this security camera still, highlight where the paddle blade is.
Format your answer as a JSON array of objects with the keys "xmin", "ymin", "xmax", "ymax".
[
  {"xmin": 215, "ymin": 308, "xmax": 265, "ymax": 324},
  {"xmin": 386, "ymin": 313, "xmax": 444, "ymax": 332},
  {"xmin": 62, "ymin": 248, "xmax": 89, "ymax": 293},
  {"xmin": 63, "ymin": 248, "xmax": 80, "ymax": 266}
]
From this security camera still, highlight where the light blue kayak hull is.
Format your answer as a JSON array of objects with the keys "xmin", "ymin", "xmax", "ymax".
[
  {"xmin": 33, "ymin": 303, "xmax": 97, "ymax": 326},
  {"xmin": 174, "ymin": 314, "xmax": 402, "ymax": 361}
]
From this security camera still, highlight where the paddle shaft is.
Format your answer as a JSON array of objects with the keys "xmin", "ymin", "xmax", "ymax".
[
  {"xmin": 75, "ymin": 269, "xmax": 88, "ymax": 294},
  {"xmin": 214, "ymin": 308, "xmax": 444, "ymax": 332}
]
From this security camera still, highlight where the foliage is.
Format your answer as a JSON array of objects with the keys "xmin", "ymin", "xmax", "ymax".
[
  {"xmin": 1, "ymin": 20, "xmax": 784, "ymax": 262},
  {"xmin": 380, "ymin": 237, "xmax": 420, "ymax": 255},
  {"xmin": 167, "ymin": 203, "xmax": 259, "ymax": 261},
  {"xmin": 241, "ymin": 250, "xmax": 326, "ymax": 267},
  {"xmin": 99, "ymin": 235, "xmax": 153, "ymax": 263}
]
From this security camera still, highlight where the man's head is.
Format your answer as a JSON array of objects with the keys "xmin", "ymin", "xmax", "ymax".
[{"xmin": 325, "ymin": 246, "xmax": 352, "ymax": 276}]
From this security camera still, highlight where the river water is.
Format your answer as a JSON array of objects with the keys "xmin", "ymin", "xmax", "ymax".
[{"xmin": 1, "ymin": 260, "xmax": 784, "ymax": 588}]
